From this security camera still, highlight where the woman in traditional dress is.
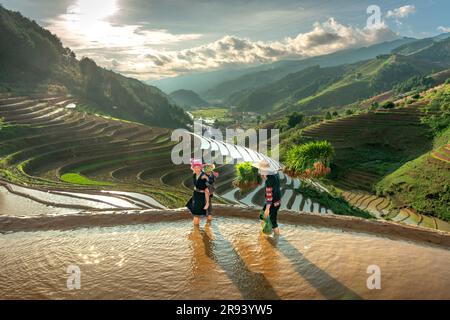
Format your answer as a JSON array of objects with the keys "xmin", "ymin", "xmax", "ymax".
[
  {"xmin": 186, "ymin": 159, "xmax": 210, "ymax": 226},
  {"xmin": 255, "ymin": 160, "xmax": 281, "ymax": 235}
]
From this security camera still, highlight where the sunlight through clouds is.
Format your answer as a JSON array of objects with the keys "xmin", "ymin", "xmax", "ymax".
[
  {"xmin": 45, "ymin": 0, "xmax": 202, "ymax": 50},
  {"xmin": 43, "ymin": 0, "xmax": 397, "ymax": 80},
  {"xmin": 130, "ymin": 18, "xmax": 397, "ymax": 79}
]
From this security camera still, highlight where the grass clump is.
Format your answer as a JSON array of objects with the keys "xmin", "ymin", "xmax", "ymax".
[{"xmin": 233, "ymin": 162, "xmax": 261, "ymax": 189}]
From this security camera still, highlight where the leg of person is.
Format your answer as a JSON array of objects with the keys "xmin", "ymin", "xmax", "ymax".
[
  {"xmin": 193, "ymin": 215, "xmax": 200, "ymax": 226},
  {"xmin": 207, "ymin": 196, "xmax": 213, "ymax": 222},
  {"xmin": 270, "ymin": 206, "xmax": 280, "ymax": 235}
]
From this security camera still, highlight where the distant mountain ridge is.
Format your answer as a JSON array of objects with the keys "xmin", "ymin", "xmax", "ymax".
[
  {"xmin": 150, "ymin": 37, "xmax": 416, "ymax": 102},
  {"xmin": 0, "ymin": 5, "xmax": 189, "ymax": 128},
  {"xmin": 204, "ymin": 37, "xmax": 418, "ymax": 102},
  {"xmin": 169, "ymin": 89, "xmax": 209, "ymax": 108},
  {"xmin": 231, "ymin": 35, "xmax": 450, "ymax": 114}
]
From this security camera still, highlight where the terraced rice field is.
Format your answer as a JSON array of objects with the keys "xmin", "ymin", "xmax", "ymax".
[
  {"xmin": 0, "ymin": 93, "xmax": 331, "ymax": 216},
  {"xmin": 0, "ymin": 93, "xmax": 446, "ymax": 232},
  {"xmin": 0, "ymin": 93, "xmax": 189, "ymax": 209},
  {"xmin": 216, "ymin": 168, "xmax": 332, "ymax": 214},
  {"xmin": 432, "ymin": 144, "xmax": 450, "ymax": 164},
  {"xmin": 302, "ymin": 102, "xmax": 432, "ymax": 191},
  {"xmin": 300, "ymin": 103, "xmax": 450, "ymax": 231},
  {"xmin": 342, "ymin": 190, "xmax": 450, "ymax": 232}
]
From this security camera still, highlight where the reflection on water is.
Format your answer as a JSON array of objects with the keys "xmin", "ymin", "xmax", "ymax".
[
  {"xmin": 0, "ymin": 217, "xmax": 449, "ymax": 299},
  {"xmin": 3, "ymin": 185, "xmax": 115, "ymax": 210},
  {"xmin": 0, "ymin": 187, "xmax": 79, "ymax": 216}
]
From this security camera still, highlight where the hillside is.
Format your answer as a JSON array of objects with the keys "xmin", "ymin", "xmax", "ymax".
[
  {"xmin": 204, "ymin": 38, "xmax": 416, "ymax": 102},
  {"xmin": 281, "ymin": 82, "xmax": 449, "ymax": 222},
  {"xmin": 169, "ymin": 89, "xmax": 209, "ymax": 108},
  {"xmin": 376, "ymin": 84, "xmax": 450, "ymax": 221},
  {"xmin": 232, "ymin": 36, "xmax": 450, "ymax": 114},
  {"xmin": 0, "ymin": 6, "xmax": 189, "ymax": 128},
  {"xmin": 229, "ymin": 64, "xmax": 354, "ymax": 112},
  {"xmin": 299, "ymin": 101, "xmax": 433, "ymax": 190}
]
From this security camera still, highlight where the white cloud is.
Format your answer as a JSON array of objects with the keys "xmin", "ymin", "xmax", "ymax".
[
  {"xmin": 44, "ymin": 1, "xmax": 398, "ymax": 80},
  {"xmin": 135, "ymin": 18, "xmax": 397, "ymax": 79},
  {"xmin": 386, "ymin": 5, "xmax": 416, "ymax": 19},
  {"xmin": 437, "ymin": 26, "xmax": 450, "ymax": 33}
]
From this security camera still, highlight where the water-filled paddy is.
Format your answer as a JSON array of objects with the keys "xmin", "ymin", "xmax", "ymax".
[
  {"xmin": 1, "ymin": 217, "xmax": 449, "ymax": 299},
  {"xmin": 0, "ymin": 186, "xmax": 79, "ymax": 216}
]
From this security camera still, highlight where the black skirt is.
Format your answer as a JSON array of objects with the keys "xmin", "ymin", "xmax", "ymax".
[{"xmin": 186, "ymin": 191, "xmax": 207, "ymax": 216}]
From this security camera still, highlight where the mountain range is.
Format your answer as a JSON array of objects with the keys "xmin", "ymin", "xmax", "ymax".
[
  {"xmin": 151, "ymin": 33, "xmax": 450, "ymax": 116},
  {"xmin": 227, "ymin": 34, "xmax": 450, "ymax": 113}
]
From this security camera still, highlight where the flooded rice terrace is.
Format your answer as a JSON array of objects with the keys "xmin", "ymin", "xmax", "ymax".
[{"xmin": 1, "ymin": 216, "xmax": 449, "ymax": 299}]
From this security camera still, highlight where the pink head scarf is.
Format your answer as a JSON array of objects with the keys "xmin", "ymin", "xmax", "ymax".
[{"xmin": 190, "ymin": 158, "xmax": 204, "ymax": 170}]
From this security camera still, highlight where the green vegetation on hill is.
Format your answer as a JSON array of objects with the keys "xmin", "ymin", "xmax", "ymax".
[
  {"xmin": 376, "ymin": 143, "xmax": 450, "ymax": 221},
  {"xmin": 421, "ymin": 84, "xmax": 450, "ymax": 136},
  {"xmin": 230, "ymin": 65, "xmax": 350, "ymax": 112},
  {"xmin": 231, "ymin": 37, "xmax": 450, "ymax": 115},
  {"xmin": 293, "ymin": 53, "xmax": 444, "ymax": 112},
  {"xmin": 376, "ymin": 85, "xmax": 450, "ymax": 220},
  {"xmin": 169, "ymin": 89, "xmax": 209, "ymax": 108},
  {"xmin": 393, "ymin": 75, "xmax": 435, "ymax": 94},
  {"xmin": 278, "ymin": 93, "xmax": 435, "ymax": 193},
  {"xmin": 0, "ymin": 6, "xmax": 189, "ymax": 128},
  {"xmin": 204, "ymin": 37, "xmax": 416, "ymax": 102}
]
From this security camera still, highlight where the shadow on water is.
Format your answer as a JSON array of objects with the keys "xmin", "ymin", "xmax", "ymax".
[
  {"xmin": 266, "ymin": 236, "xmax": 362, "ymax": 300},
  {"xmin": 193, "ymin": 223, "xmax": 280, "ymax": 300}
]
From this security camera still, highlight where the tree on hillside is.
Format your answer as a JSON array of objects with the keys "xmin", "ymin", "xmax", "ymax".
[
  {"xmin": 381, "ymin": 101, "xmax": 395, "ymax": 109},
  {"xmin": 325, "ymin": 112, "xmax": 332, "ymax": 120},
  {"xmin": 287, "ymin": 111, "xmax": 304, "ymax": 128},
  {"xmin": 393, "ymin": 75, "xmax": 435, "ymax": 94},
  {"xmin": 345, "ymin": 109, "xmax": 354, "ymax": 115}
]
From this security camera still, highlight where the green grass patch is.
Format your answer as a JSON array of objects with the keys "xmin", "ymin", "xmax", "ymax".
[
  {"xmin": 60, "ymin": 173, "xmax": 115, "ymax": 186},
  {"xmin": 376, "ymin": 153, "xmax": 450, "ymax": 221}
]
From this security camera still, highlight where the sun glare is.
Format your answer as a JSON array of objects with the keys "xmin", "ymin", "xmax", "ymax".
[{"xmin": 67, "ymin": 0, "xmax": 119, "ymax": 21}]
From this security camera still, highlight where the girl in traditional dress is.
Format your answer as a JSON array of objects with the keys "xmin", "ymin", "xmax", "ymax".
[
  {"xmin": 186, "ymin": 159, "xmax": 210, "ymax": 226},
  {"xmin": 203, "ymin": 164, "xmax": 219, "ymax": 223}
]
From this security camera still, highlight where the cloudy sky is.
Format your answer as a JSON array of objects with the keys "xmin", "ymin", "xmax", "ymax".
[{"xmin": 2, "ymin": 0, "xmax": 449, "ymax": 80}]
